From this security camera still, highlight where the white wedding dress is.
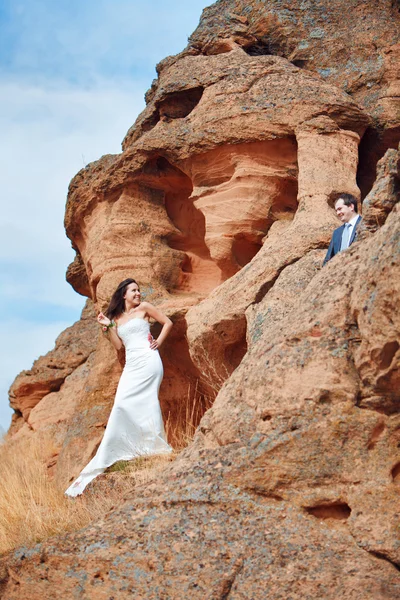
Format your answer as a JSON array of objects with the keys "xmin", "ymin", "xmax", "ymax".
[{"xmin": 65, "ymin": 318, "xmax": 172, "ymax": 497}]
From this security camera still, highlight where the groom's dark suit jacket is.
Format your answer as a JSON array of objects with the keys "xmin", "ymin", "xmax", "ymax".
[{"xmin": 323, "ymin": 215, "xmax": 362, "ymax": 265}]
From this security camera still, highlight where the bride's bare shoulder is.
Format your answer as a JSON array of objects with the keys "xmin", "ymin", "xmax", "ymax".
[{"xmin": 140, "ymin": 301, "xmax": 153, "ymax": 309}]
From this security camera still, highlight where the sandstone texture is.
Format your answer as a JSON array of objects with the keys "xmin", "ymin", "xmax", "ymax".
[
  {"xmin": 3, "ymin": 0, "xmax": 400, "ymax": 598},
  {"xmin": 2, "ymin": 161, "xmax": 400, "ymax": 599},
  {"xmin": 185, "ymin": 0, "xmax": 400, "ymax": 197},
  {"xmin": 360, "ymin": 142, "xmax": 400, "ymax": 235},
  {"xmin": 9, "ymin": 301, "xmax": 97, "ymax": 428}
]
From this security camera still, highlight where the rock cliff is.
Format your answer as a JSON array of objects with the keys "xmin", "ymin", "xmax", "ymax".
[{"xmin": 3, "ymin": 0, "xmax": 400, "ymax": 597}]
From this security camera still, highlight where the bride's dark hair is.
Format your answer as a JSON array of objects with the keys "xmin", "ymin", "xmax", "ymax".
[{"xmin": 105, "ymin": 278, "xmax": 139, "ymax": 320}]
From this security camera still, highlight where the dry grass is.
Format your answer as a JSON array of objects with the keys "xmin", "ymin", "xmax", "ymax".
[
  {"xmin": 0, "ymin": 435, "xmax": 174, "ymax": 556},
  {"xmin": 0, "ymin": 386, "xmax": 213, "ymax": 556},
  {"xmin": 165, "ymin": 381, "xmax": 214, "ymax": 451}
]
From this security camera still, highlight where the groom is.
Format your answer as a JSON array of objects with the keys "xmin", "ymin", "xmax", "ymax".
[{"xmin": 323, "ymin": 193, "xmax": 362, "ymax": 265}]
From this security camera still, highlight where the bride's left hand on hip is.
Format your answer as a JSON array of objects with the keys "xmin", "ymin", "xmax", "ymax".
[{"xmin": 148, "ymin": 334, "xmax": 159, "ymax": 350}]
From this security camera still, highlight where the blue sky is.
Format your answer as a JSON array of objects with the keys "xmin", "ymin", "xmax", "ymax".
[{"xmin": 0, "ymin": 0, "xmax": 211, "ymax": 431}]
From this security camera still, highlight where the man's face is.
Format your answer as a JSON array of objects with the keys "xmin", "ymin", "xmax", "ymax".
[{"xmin": 335, "ymin": 199, "xmax": 355, "ymax": 223}]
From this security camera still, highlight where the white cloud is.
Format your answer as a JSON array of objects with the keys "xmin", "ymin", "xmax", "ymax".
[
  {"xmin": 0, "ymin": 79, "xmax": 146, "ymax": 263},
  {"xmin": 1, "ymin": 0, "xmax": 210, "ymax": 85}
]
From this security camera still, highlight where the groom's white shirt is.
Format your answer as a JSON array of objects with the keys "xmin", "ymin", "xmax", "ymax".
[{"xmin": 342, "ymin": 214, "xmax": 360, "ymax": 249}]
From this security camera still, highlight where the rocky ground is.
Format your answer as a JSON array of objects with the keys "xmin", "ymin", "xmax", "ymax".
[{"xmin": 2, "ymin": 1, "xmax": 399, "ymax": 597}]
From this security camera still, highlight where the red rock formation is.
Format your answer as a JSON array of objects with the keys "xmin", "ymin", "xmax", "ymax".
[
  {"xmin": 185, "ymin": 0, "xmax": 400, "ymax": 197},
  {"xmin": 23, "ymin": 47, "xmax": 365, "ymax": 480},
  {"xmin": 9, "ymin": 301, "xmax": 97, "ymax": 429},
  {"xmin": 3, "ymin": 1, "xmax": 400, "ymax": 597},
  {"xmin": 360, "ymin": 143, "xmax": 400, "ymax": 235},
  {"xmin": 2, "ymin": 163, "xmax": 400, "ymax": 598}
]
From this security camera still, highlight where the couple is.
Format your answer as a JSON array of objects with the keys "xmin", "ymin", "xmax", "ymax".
[
  {"xmin": 66, "ymin": 193, "xmax": 361, "ymax": 496},
  {"xmin": 65, "ymin": 279, "xmax": 173, "ymax": 497}
]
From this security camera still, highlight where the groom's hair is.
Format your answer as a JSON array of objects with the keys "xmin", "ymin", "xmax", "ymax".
[{"xmin": 336, "ymin": 193, "xmax": 358, "ymax": 213}]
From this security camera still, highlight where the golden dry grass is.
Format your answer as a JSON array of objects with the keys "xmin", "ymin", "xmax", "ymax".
[
  {"xmin": 0, "ymin": 435, "xmax": 174, "ymax": 555},
  {"xmin": 165, "ymin": 383, "xmax": 213, "ymax": 451},
  {"xmin": 0, "ymin": 387, "xmax": 213, "ymax": 556}
]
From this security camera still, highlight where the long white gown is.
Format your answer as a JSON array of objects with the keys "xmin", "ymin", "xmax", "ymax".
[{"xmin": 65, "ymin": 317, "xmax": 172, "ymax": 497}]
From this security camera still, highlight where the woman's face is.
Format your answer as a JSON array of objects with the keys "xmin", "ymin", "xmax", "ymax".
[{"xmin": 124, "ymin": 282, "xmax": 141, "ymax": 307}]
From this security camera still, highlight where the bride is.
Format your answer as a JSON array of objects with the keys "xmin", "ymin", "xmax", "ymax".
[{"xmin": 65, "ymin": 278, "xmax": 173, "ymax": 497}]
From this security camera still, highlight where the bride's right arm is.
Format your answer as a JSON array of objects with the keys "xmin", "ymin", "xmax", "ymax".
[
  {"xmin": 97, "ymin": 312, "xmax": 123, "ymax": 351},
  {"xmin": 107, "ymin": 325, "xmax": 123, "ymax": 351}
]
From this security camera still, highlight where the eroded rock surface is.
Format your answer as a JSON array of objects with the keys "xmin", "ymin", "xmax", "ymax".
[
  {"xmin": 361, "ymin": 142, "xmax": 400, "ymax": 235},
  {"xmin": 2, "ymin": 169, "xmax": 400, "ymax": 600},
  {"xmin": 60, "ymin": 49, "xmax": 369, "ymax": 417},
  {"xmin": 9, "ymin": 301, "xmax": 97, "ymax": 428},
  {"xmin": 185, "ymin": 0, "xmax": 400, "ymax": 197},
  {"xmin": 3, "ymin": 1, "xmax": 400, "ymax": 597}
]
